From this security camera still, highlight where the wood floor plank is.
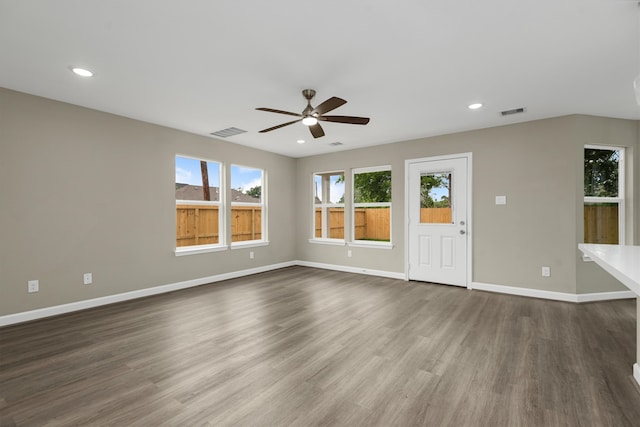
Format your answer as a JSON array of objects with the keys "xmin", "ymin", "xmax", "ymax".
[{"xmin": 1, "ymin": 266, "xmax": 638, "ymax": 426}]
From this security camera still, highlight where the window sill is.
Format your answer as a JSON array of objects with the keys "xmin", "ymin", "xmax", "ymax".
[
  {"xmin": 230, "ymin": 240, "xmax": 270, "ymax": 250},
  {"xmin": 308, "ymin": 239, "xmax": 346, "ymax": 246},
  {"xmin": 175, "ymin": 245, "xmax": 228, "ymax": 256},
  {"xmin": 349, "ymin": 241, "xmax": 393, "ymax": 249}
]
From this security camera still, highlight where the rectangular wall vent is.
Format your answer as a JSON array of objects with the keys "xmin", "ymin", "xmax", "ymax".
[
  {"xmin": 500, "ymin": 107, "xmax": 526, "ymax": 116},
  {"xmin": 210, "ymin": 127, "xmax": 247, "ymax": 138}
]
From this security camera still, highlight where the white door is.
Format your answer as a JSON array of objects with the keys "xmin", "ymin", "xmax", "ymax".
[{"xmin": 407, "ymin": 156, "xmax": 469, "ymax": 286}]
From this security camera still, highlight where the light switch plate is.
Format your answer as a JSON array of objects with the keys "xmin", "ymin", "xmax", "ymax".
[
  {"xmin": 495, "ymin": 195, "xmax": 507, "ymax": 205},
  {"xmin": 28, "ymin": 280, "xmax": 39, "ymax": 293}
]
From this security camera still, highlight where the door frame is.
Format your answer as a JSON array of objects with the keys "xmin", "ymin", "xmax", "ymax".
[{"xmin": 404, "ymin": 152, "xmax": 473, "ymax": 287}]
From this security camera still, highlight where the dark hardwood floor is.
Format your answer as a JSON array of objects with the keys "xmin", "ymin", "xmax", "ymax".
[{"xmin": 1, "ymin": 266, "xmax": 638, "ymax": 426}]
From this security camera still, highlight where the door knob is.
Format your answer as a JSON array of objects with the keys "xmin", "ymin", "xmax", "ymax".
[{"xmin": 460, "ymin": 230, "xmax": 466, "ymax": 235}]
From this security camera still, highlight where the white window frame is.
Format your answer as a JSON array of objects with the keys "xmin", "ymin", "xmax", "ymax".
[
  {"xmin": 310, "ymin": 171, "xmax": 346, "ymax": 245},
  {"xmin": 175, "ymin": 155, "xmax": 226, "ymax": 256},
  {"xmin": 351, "ymin": 165, "xmax": 392, "ymax": 248},
  {"xmin": 583, "ymin": 144, "xmax": 625, "ymax": 245},
  {"xmin": 230, "ymin": 164, "xmax": 267, "ymax": 248}
]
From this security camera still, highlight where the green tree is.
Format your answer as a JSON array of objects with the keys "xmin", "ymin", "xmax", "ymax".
[
  {"xmin": 335, "ymin": 171, "xmax": 391, "ymax": 204},
  {"xmin": 353, "ymin": 171, "xmax": 391, "ymax": 203},
  {"xmin": 584, "ymin": 149, "xmax": 619, "ymax": 197},
  {"xmin": 421, "ymin": 174, "xmax": 450, "ymax": 208},
  {"xmin": 246, "ymin": 185, "xmax": 262, "ymax": 199}
]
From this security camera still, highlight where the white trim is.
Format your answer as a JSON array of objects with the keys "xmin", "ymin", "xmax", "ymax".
[
  {"xmin": 471, "ymin": 281, "xmax": 635, "ymax": 303},
  {"xmin": 295, "ymin": 260, "xmax": 405, "ymax": 280},
  {"xmin": 176, "ymin": 199, "xmax": 221, "ymax": 206},
  {"xmin": 575, "ymin": 290, "xmax": 637, "ymax": 303},
  {"xmin": 230, "ymin": 240, "xmax": 270, "ymax": 249},
  {"xmin": 634, "ymin": 364, "xmax": 640, "ymax": 388},
  {"xmin": 352, "ymin": 165, "xmax": 392, "ymax": 174},
  {"xmin": 348, "ymin": 241, "xmax": 393, "ymax": 249},
  {"xmin": 2, "ymin": 263, "xmax": 635, "ymax": 327},
  {"xmin": 308, "ymin": 238, "xmax": 346, "ymax": 246},
  {"xmin": 175, "ymin": 244, "xmax": 228, "ymax": 256},
  {"xmin": 0, "ymin": 262, "xmax": 296, "ymax": 327},
  {"xmin": 404, "ymin": 152, "xmax": 473, "ymax": 288}
]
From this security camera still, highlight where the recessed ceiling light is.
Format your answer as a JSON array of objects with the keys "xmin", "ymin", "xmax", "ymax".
[
  {"xmin": 71, "ymin": 67, "xmax": 94, "ymax": 77},
  {"xmin": 468, "ymin": 103, "xmax": 483, "ymax": 110},
  {"xmin": 297, "ymin": 139, "xmax": 305, "ymax": 144}
]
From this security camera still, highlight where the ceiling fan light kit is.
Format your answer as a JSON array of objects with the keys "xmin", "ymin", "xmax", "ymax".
[
  {"xmin": 302, "ymin": 116, "xmax": 318, "ymax": 126},
  {"xmin": 256, "ymin": 89, "xmax": 370, "ymax": 139}
]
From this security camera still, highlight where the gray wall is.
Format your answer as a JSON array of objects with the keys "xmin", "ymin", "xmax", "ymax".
[
  {"xmin": 1, "ymin": 87, "xmax": 638, "ymax": 318},
  {"xmin": 296, "ymin": 115, "xmax": 638, "ymax": 295},
  {"xmin": 0, "ymin": 88, "xmax": 296, "ymax": 316}
]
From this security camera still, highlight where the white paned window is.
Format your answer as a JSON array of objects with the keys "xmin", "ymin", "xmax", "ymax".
[
  {"xmin": 584, "ymin": 145, "xmax": 625, "ymax": 244},
  {"xmin": 231, "ymin": 164, "xmax": 266, "ymax": 245},
  {"xmin": 352, "ymin": 166, "xmax": 392, "ymax": 246},
  {"xmin": 313, "ymin": 171, "xmax": 345, "ymax": 242},
  {"xmin": 175, "ymin": 155, "xmax": 224, "ymax": 252}
]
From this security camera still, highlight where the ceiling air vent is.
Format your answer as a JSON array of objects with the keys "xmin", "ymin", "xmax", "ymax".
[
  {"xmin": 500, "ymin": 107, "xmax": 526, "ymax": 116},
  {"xmin": 329, "ymin": 142, "xmax": 344, "ymax": 146},
  {"xmin": 210, "ymin": 127, "xmax": 247, "ymax": 138}
]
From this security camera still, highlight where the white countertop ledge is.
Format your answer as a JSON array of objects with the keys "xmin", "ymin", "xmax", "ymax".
[{"xmin": 578, "ymin": 244, "xmax": 640, "ymax": 296}]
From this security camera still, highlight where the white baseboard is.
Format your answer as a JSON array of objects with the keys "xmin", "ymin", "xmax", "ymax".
[
  {"xmin": 575, "ymin": 290, "xmax": 637, "ymax": 303},
  {"xmin": 295, "ymin": 260, "xmax": 406, "ymax": 280},
  {"xmin": 471, "ymin": 282, "xmax": 635, "ymax": 303},
  {"xmin": 634, "ymin": 364, "xmax": 640, "ymax": 388},
  {"xmin": 0, "ymin": 261, "xmax": 296, "ymax": 327},
  {"xmin": 1, "ymin": 263, "xmax": 632, "ymax": 327}
]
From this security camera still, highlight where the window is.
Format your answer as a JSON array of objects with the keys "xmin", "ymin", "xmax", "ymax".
[
  {"xmin": 420, "ymin": 173, "xmax": 452, "ymax": 224},
  {"xmin": 175, "ymin": 155, "xmax": 223, "ymax": 250},
  {"xmin": 231, "ymin": 165, "xmax": 265, "ymax": 244},
  {"xmin": 352, "ymin": 166, "xmax": 391, "ymax": 244},
  {"xmin": 584, "ymin": 145, "xmax": 625, "ymax": 244},
  {"xmin": 313, "ymin": 171, "xmax": 345, "ymax": 241}
]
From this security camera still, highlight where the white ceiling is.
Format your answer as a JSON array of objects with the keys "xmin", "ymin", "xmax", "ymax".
[{"xmin": 1, "ymin": 0, "xmax": 639, "ymax": 158}]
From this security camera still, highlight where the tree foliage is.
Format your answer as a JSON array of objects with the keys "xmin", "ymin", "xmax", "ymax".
[
  {"xmin": 421, "ymin": 174, "xmax": 450, "ymax": 208},
  {"xmin": 353, "ymin": 171, "xmax": 391, "ymax": 203},
  {"xmin": 584, "ymin": 149, "xmax": 619, "ymax": 197},
  {"xmin": 246, "ymin": 185, "xmax": 262, "ymax": 199}
]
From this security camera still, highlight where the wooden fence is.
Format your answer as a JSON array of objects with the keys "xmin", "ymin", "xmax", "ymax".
[
  {"xmin": 420, "ymin": 207, "xmax": 452, "ymax": 224},
  {"xmin": 176, "ymin": 205, "xmax": 261, "ymax": 247},
  {"xmin": 314, "ymin": 207, "xmax": 453, "ymax": 241},
  {"xmin": 584, "ymin": 204, "xmax": 618, "ymax": 244}
]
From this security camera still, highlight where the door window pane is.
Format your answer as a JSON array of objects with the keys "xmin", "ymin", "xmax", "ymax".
[{"xmin": 420, "ymin": 172, "xmax": 452, "ymax": 224}]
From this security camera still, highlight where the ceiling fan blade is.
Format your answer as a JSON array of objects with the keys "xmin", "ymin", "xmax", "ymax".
[
  {"xmin": 259, "ymin": 119, "xmax": 300, "ymax": 133},
  {"xmin": 256, "ymin": 107, "xmax": 302, "ymax": 117},
  {"xmin": 309, "ymin": 123, "xmax": 325, "ymax": 138},
  {"xmin": 313, "ymin": 97, "xmax": 347, "ymax": 115},
  {"xmin": 319, "ymin": 115, "xmax": 370, "ymax": 125}
]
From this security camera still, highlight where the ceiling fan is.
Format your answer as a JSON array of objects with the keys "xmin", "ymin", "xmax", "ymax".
[{"xmin": 256, "ymin": 89, "xmax": 370, "ymax": 138}]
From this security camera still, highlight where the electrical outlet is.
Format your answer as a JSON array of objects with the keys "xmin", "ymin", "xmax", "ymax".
[
  {"xmin": 83, "ymin": 273, "xmax": 93, "ymax": 285},
  {"xmin": 28, "ymin": 280, "xmax": 39, "ymax": 293},
  {"xmin": 347, "ymin": 250, "xmax": 352, "ymax": 257},
  {"xmin": 541, "ymin": 266, "xmax": 551, "ymax": 277},
  {"xmin": 249, "ymin": 251, "xmax": 254, "ymax": 259}
]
